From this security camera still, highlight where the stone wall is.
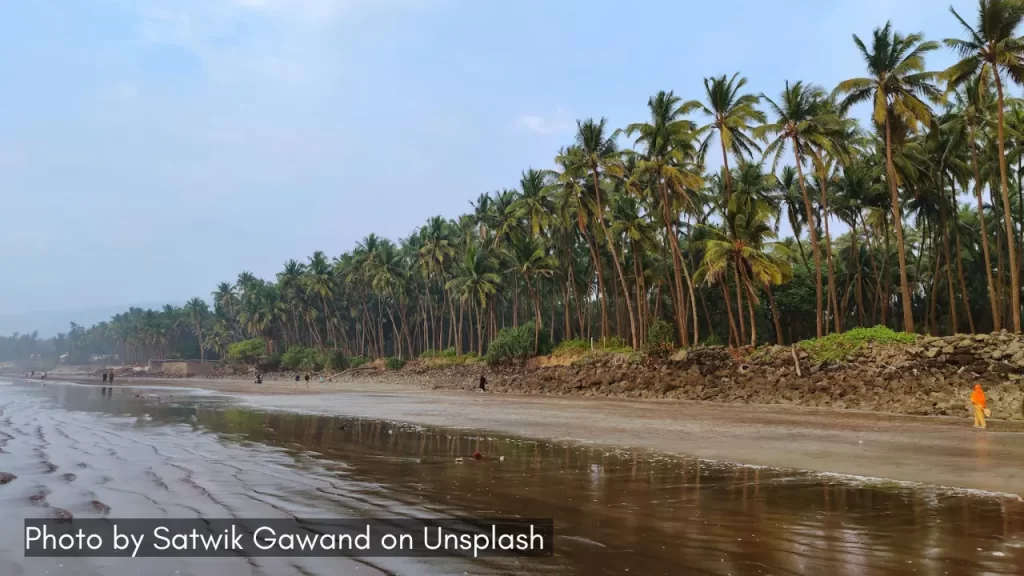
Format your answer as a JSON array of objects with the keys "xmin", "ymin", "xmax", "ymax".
[{"xmin": 365, "ymin": 332, "xmax": 1024, "ymax": 420}]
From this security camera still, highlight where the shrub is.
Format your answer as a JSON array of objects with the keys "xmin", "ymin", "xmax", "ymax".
[
  {"xmin": 349, "ymin": 357, "xmax": 368, "ymax": 369},
  {"xmin": 227, "ymin": 339, "xmax": 267, "ymax": 365},
  {"xmin": 280, "ymin": 346, "xmax": 326, "ymax": 372},
  {"xmin": 258, "ymin": 353, "xmax": 281, "ymax": 372},
  {"xmin": 324, "ymin": 350, "xmax": 349, "ymax": 372},
  {"xmin": 385, "ymin": 356, "xmax": 407, "ymax": 370},
  {"xmin": 553, "ymin": 339, "xmax": 591, "ymax": 357},
  {"xmin": 644, "ymin": 319, "xmax": 676, "ymax": 358},
  {"xmin": 798, "ymin": 326, "xmax": 916, "ymax": 363},
  {"xmin": 485, "ymin": 321, "xmax": 550, "ymax": 366},
  {"xmin": 600, "ymin": 336, "xmax": 630, "ymax": 352}
]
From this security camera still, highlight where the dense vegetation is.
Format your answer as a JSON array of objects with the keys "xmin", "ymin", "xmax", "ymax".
[{"xmin": 9, "ymin": 1, "xmax": 1024, "ymax": 369}]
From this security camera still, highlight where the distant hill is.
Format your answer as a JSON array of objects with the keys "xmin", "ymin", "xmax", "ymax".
[{"xmin": 0, "ymin": 303, "xmax": 185, "ymax": 338}]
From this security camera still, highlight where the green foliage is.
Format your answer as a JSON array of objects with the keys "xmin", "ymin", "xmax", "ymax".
[
  {"xmin": 227, "ymin": 339, "xmax": 266, "ymax": 365},
  {"xmin": 798, "ymin": 326, "xmax": 916, "ymax": 363},
  {"xmin": 385, "ymin": 356, "xmax": 407, "ymax": 370},
  {"xmin": 258, "ymin": 353, "xmax": 281, "ymax": 372},
  {"xmin": 349, "ymin": 357, "xmax": 368, "ymax": 369},
  {"xmin": 645, "ymin": 319, "xmax": 676, "ymax": 358},
  {"xmin": 420, "ymin": 347, "xmax": 458, "ymax": 359},
  {"xmin": 552, "ymin": 339, "xmax": 591, "ymax": 357},
  {"xmin": 281, "ymin": 346, "xmax": 325, "ymax": 372},
  {"xmin": 600, "ymin": 337, "xmax": 630, "ymax": 351},
  {"xmin": 324, "ymin": 350, "xmax": 349, "ymax": 372},
  {"xmin": 485, "ymin": 322, "xmax": 550, "ymax": 366}
]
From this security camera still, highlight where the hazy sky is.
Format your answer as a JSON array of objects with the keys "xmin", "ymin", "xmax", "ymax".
[{"xmin": 0, "ymin": 0, "xmax": 978, "ymax": 316}]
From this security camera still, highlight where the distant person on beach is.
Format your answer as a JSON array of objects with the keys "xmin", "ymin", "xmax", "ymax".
[
  {"xmin": 102, "ymin": 372, "xmax": 108, "ymax": 383},
  {"xmin": 108, "ymin": 372, "xmax": 114, "ymax": 384},
  {"xmin": 304, "ymin": 373, "xmax": 310, "ymax": 384},
  {"xmin": 254, "ymin": 372, "xmax": 262, "ymax": 384},
  {"xmin": 295, "ymin": 374, "xmax": 300, "ymax": 382},
  {"xmin": 971, "ymin": 384, "xmax": 989, "ymax": 429},
  {"xmin": 41, "ymin": 371, "xmax": 46, "ymax": 380},
  {"xmin": 479, "ymin": 374, "xmax": 487, "ymax": 392}
]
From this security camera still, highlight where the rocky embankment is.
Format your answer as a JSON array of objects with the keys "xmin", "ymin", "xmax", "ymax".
[{"xmin": 359, "ymin": 332, "xmax": 1024, "ymax": 420}]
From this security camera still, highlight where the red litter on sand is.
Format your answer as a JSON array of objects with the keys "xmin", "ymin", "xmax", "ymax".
[{"xmin": 473, "ymin": 451, "xmax": 482, "ymax": 460}]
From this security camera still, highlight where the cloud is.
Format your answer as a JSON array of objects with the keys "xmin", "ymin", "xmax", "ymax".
[{"xmin": 517, "ymin": 108, "xmax": 573, "ymax": 135}]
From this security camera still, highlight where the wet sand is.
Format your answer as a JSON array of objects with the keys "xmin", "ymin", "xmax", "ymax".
[
  {"xmin": 2, "ymin": 381, "xmax": 1023, "ymax": 575},
  {"xmin": 34, "ymin": 374, "xmax": 1024, "ymax": 496}
]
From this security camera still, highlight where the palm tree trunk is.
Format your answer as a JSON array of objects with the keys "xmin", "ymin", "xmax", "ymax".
[
  {"xmin": 739, "ymin": 264, "xmax": 757, "ymax": 346},
  {"xmin": 584, "ymin": 233, "xmax": 609, "ymax": 340},
  {"xmin": 733, "ymin": 265, "xmax": 746, "ymax": 342},
  {"xmin": 591, "ymin": 170, "xmax": 638, "ymax": 349},
  {"xmin": 720, "ymin": 280, "xmax": 740, "ymax": 347},
  {"xmin": 851, "ymin": 218, "xmax": 866, "ymax": 327},
  {"xmin": 792, "ymin": 138, "xmax": 824, "ymax": 337},
  {"xmin": 929, "ymin": 236, "xmax": 941, "ymax": 335},
  {"xmin": 939, "ymin": 187, "xmax": 958, "ymax": 334},
  {"xmin": 884, "ymin": 115, "xmax": 915, "ymax": 333},
  {"xmin": 720, "ymin": 139, "xmax": 734, "ymax": 202},
  {"xmin": 951, "ymin": 192, "xmax": 976, "ymax": 334},
  {"xmin": 818, "ymin": 173, "xmax": 841, "ymax": 333},
  {"xmin": 766, "ymin": 283, "xmax": 784, "ymax": 345},
  {"xmin": 970, "ymin": 131, "xmax": 1000, "ymax": 331},
  {"xmin": 995, "ymin": 73, "xmax": 1022, "ymax": 331},
  {"xmin": 658, "ymin": 184, "xmax": 692, "ymax": 346}
]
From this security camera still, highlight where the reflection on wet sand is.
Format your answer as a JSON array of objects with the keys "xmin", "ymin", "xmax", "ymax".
[{"xmin": 1, "ymin": 381, "xmax": 1023, "ymax": 575}]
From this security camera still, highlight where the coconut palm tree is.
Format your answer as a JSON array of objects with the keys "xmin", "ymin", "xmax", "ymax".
[
  {"xmin": 683, "ymin": 74, "xmax": 766, "ymax": 202},
  {"xmin": 185, "ymin": 297, "xmax": 209, "ymax": 361},
  {"xmin": 836, "ymin": 21, "xmax": 941, "ymax": 333},
  {"xmin": 942, "ymin": 0, "xmax": 1024, "ymax": 331},
  {"xmin": 697, "ymin": 197, "xmax": 791, "ymax": 346},
  {"xmin": 562, "ymin": 118, "xmax": 639, "ymax": 348},
  {"xmin": 759, "ymin": 80, "xmax": 837, "ymax": 337},
  {"xmin": 624, "ymin": 90, "xmax": 705, "ymax": 345}
]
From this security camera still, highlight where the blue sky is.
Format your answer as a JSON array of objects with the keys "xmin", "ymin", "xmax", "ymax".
[{"xmin": 0, "ymin": 0, "xmax": 978, "ymax": 319}]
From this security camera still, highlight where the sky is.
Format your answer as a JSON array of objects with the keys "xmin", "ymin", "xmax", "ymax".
[{"xmin": 0, "ymin": 0, "xmax": 981, "ymax": 327}]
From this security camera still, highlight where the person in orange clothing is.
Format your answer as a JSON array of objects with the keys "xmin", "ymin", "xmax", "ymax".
[{"xmin": 971, "ymin": 384, "xmax": 989, "ymax": 429}]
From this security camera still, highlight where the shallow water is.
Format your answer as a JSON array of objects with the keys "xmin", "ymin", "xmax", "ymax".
[{"xmin": 1, "ymin": 380, "xmax": 1023, "ymax": 575}]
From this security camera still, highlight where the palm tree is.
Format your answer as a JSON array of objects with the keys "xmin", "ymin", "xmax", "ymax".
[
  {"xmin": 504, "ymin": 234, "xmax": 555, "ymax": 352},
  {"xmin": 697, "ymin": 197, "xmax": 790, "ymax": 346},
  {"xmin": 684, "ymin": 73, "xmax": 767, "ymax": 202},
  {"xmin": 947, "ymin": 73, "xmax": 1002, "ymax": 330},
  {"xmin": 447, "ymin": 243, "xmax": 502, "ymax": 355},
  {"xmin": 185, "ymin": 297, "xmax": 208, "ymax": 361},
  {"xmin": 624, "ymin": 90, "xmax": 705, "ymax": 345},
  {"xmin": 836, "ymin": 21, "xmax": 941, "ymax": 333},
  {"xmin": 563, "ymin": 118, "xmax": 639, "ymax": 348},
  {"xmin": 759, "ymin": 80, "xmax": 837, "ymax": 337},
  {"xmin": 942, "ymin": 0, "xmax": 1024, "ymax": 331}
]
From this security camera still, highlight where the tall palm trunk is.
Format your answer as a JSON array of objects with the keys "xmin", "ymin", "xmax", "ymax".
[
  {"xmin": 818, "ymin": 173, "xmax": 841, "ymax": 333},
  {"xmin": 884, "ymin": 116, "xmax": 915, "ymax": 333},
  {"xmin": 591, "ymin": 169, "xmax": 638, "ymax": 349},
  {"xmin": 850, "ymin": 219, "xmax": 866, "ymax": 327},
  {"xmin": 792, "ymin": 138, "xmax": 824, "ymax": 337},
  {"xmin": 994, "ymin": 73, "xmax": 1021, "ymax": 332},
  {"xmin": 765, "ymin": 283, "xmax": 784, "ymax": 345},
  {"xmin": 970, "ymin": 130, "xmax": 1000, "ymax": 331},
  {"xmin": 951, "ymin": 191, "xmax": 976, "ymax": 334},
  {"xmin": 659, "ymin": 182, "xmax": 699, "ymax": 346},
  {"xmin": 938, "ymin": 183, "xmax": 958, "ymax": 334}
]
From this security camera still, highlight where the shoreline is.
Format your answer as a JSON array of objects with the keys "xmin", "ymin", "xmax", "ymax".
[{"xmin": 11, "ymin": 373, "xmax": 1024, "ymax": 496}]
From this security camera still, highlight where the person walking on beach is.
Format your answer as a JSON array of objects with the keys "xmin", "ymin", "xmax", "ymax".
[
  {"xmin": 971, "ymin": 384, "xmax": 989, "ymax": 429},
  {"xmin": 108, "ymin": 371, "xmax": 114, "ymax": 384},
  {"xmin": 479, "ymin": 374, "xmax": 487, "ymax": 392},
  {"xmin": 102, "ymin": 372, "xmax": 108, "ymax": 384}
]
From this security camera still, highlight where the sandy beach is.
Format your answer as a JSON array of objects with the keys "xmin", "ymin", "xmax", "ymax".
[{"xmin": 27, "ymin": 374, "xmax": 1024, "ymax": 496}]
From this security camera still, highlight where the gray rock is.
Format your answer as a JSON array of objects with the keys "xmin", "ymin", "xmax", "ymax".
[
  {"xmin": 941, "ymin": 346, "xmax": 956, "ymax": 355},
  {"xmin": 924, "ymin": 348, "xmax": 939, "ymax": 358}
]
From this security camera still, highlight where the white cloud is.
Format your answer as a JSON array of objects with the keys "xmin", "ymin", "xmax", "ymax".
[{"xmin": 517, "ymin": 108, "xmax": 573, "ymax": 135}]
